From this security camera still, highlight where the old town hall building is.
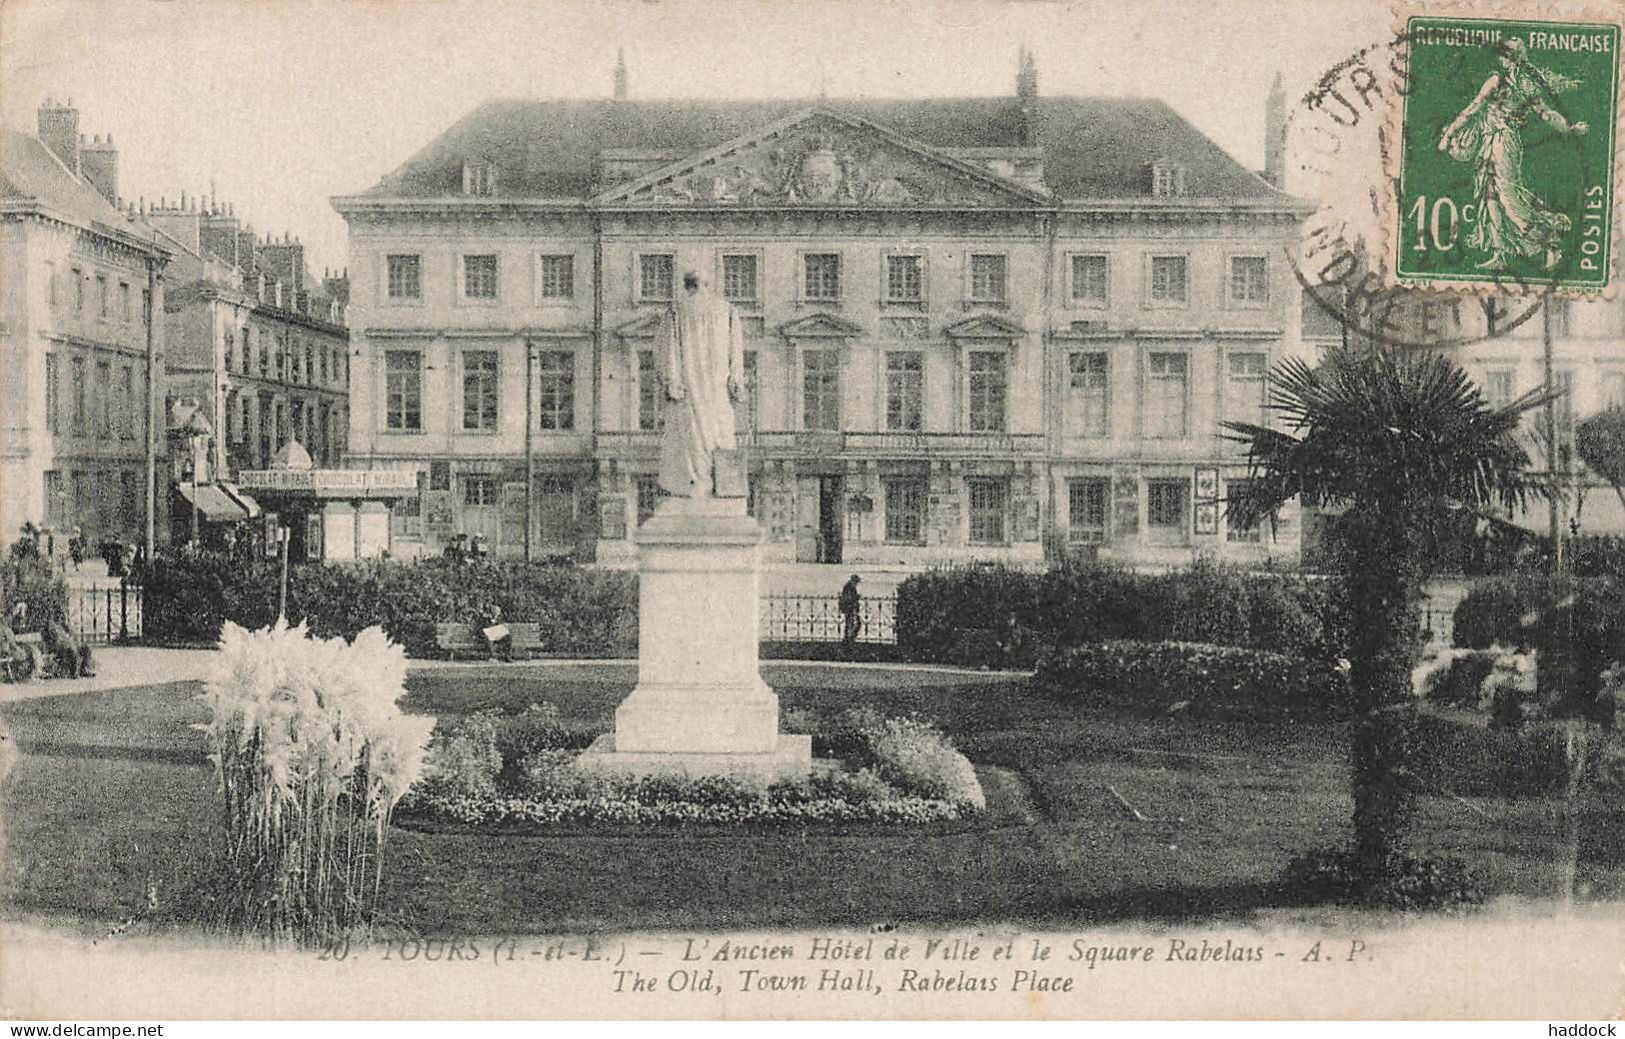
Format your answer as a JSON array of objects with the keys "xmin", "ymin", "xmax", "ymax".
[{"xmin": 334, "ymin": 58, "xmax": 1313, "ymax": 566}]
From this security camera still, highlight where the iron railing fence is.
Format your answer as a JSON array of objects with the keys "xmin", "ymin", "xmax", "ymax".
[{"xmin": 760, "ymin": 593, "xmax": 897, "ymax": 644}]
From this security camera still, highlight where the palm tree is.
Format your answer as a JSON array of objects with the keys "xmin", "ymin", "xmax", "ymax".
[{"xmin": 1224, "ymin": 345, "xmax": 1551, "ymax": 887}]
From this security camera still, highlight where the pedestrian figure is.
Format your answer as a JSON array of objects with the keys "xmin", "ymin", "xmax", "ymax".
[
  {"xmin": 68, "ymin": 527, "xmax": 84, "ymax": 571},
  {"xmin": 839, "ymin": 573, "xmax": 862, "ymax": 646}
]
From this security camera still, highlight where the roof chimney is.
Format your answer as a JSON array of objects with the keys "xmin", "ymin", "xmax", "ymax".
[
  {"xmin": 81, "ymin": 132, "xmax": 119, "ymax": 206},
  {"xmin": 1016, "ymin": 47, "xmax": 1040, "ymax": 147},
  {"xmin": 36, "ymin": 98, "xmax": 81, "ymax": 176},
  {"xmin": 1264, "ymin": 72, "xmax": 1286, "ymax": 188},
  {"xmin": 614, "ymin": 48, "xmax": 628, "ymax": 100}
]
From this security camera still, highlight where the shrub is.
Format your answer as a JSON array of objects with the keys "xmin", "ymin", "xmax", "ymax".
[
  {"xmin": 195, "ymin": 621, "xmax": 434, "ymax": 945},
  {"xmin": 419, "ymin": 712, "xmax": 503, "ymax": 801},
  {"xmin": 1408, "ymin": 714, "xmax": 1574, "ymax": 798},
  {"xmin": 867, "ymin": 717, "xmax": 986, "ymax": 809},
  {"xmin": 141, "ymin": 553, "xmax": 638, "ymax": 658},
  {"xmin": 1414, "ymin": 648, "xmax": 1499, "ymax": 707},
  {"xmin": 1453, "ymin": 575, "xmax": 1625, "ymax": 715},
  {"xmin": 1036, "ymin": 640, "xmax": 1348, "ymax": 721},
  {"xmin": 1, "ymin": 542, "xmax": 70, "ymax": 629},
  {"xmin": 1282, "ymin": 847, "xmax": 1483, "ymax": 911},
  {"xmin": 896, "ymin": 561, "xmax": 1336, "ymax": 668}
]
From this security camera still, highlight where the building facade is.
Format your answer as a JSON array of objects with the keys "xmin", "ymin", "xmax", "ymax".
[
  {"xmin": 0, "ymin": 101, "xmax": 169, "ymax": 553},
  {"xmin": 147, "ymin": 202, "xmax": 351, "ymax": 483},
  {"xmin": 336, "ymin": 63, "xmax": 1313, "ymax": 567}
]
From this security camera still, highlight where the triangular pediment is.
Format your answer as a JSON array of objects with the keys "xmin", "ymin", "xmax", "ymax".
[
  {"xmin": 594, "ymin": 109, "xmax": 1051, "ymax": 209},
  {"xmin": 779, "ymin": 312, "xmax": 865, "ymax": 338},
  {"xmin": 945, "ymin": 313, "xmax": 1026, "ymax": 339},
  {"xmin": 614, "ymin": 312, "xmax": 664, "ymax": 338}
]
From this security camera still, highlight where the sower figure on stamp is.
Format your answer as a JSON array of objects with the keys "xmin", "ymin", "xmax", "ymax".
[
  {"xmin": 655, "ymin": 271, "xmax": 747, "ymax": 499},
  {"xmin": 1438, "ymin": 37, "xmax": 1588, "ymax": 271}
]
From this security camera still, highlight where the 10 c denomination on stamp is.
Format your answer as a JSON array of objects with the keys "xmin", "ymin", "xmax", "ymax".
[{"xmin": 1394, "ymin": 12, "xmax": 1621, "ymax": 295}]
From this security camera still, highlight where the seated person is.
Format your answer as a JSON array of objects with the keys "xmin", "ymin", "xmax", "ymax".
[
  {"xmin": 42, "ymin": 619, "xmax": 94, "ymax": 678},
  {"xmin": 0, "ymin": 622, "xmax": 39, "ymax": 682}
]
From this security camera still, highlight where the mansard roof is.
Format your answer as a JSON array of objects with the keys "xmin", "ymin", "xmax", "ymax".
[
  {"xmin": 1, "ymin": 127, "xmax": 169, "ymax": 256},
  {"xmin": 350, "ymin": 96, "xmax": 1295, "ymax": 205}
]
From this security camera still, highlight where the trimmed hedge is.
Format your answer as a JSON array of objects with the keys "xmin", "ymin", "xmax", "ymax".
[
  {"xmin": 141, "ymin": 553, "xmax": 637, "ymax": 658},
  {"xmin": 1452, "ymin": 574, "xmax": 1625, "ymax": 714},
  {"xmin": 898, "ymin": 561, "xmax": 1343, "ymax": 668},
  {"xmin": 1034, "ymin": 640, "xmax": 1349, "ymax": 721}
]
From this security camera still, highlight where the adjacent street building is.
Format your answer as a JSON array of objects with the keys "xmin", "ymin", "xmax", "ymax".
[{"xmin": 0, "ymin": 100, "xmax": 170, "ymax": 556}]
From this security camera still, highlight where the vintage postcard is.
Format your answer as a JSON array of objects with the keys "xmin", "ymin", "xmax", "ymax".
[{"xmin": 2, "ymin": 0, "xmax": 1624, "ymax": 1025}]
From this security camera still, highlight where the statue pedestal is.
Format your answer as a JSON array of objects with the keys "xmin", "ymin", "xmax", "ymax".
[{"xmin": 574, "ymin": 496, "xmax": 812, "ymax": 781}]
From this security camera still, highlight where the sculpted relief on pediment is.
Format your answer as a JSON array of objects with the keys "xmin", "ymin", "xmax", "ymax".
[{"xmin": 614, "ymin": 121, "xmax": 1025, "ymax": 208}]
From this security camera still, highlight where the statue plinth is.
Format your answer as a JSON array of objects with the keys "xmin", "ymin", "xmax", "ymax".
[{"xmin": 574, "ymin": 496, "xmax": 812, "ymax": 781}]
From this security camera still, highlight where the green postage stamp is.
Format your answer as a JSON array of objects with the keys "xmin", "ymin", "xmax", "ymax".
[{"xmin": 1395, "ymin": 13, "xmax": 1622, "ymax": 294}]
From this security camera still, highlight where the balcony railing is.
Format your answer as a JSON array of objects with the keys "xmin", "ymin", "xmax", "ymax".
[{"xmin": 596, "ymin": 430, "xmax": 1045, "ymax": 457}]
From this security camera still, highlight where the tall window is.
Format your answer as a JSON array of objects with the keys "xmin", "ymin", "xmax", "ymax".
[
  {"xmin": 1555, "ymin": 369, "xmax": 1576, "ymax": 455},
  {"xmin": 1150, "ymin": 255, "xmax": 1188, "ymax": 304},
  {"xmin": 735, "ymin": 351, "xmax": 758, "ymax": 434},
  {"xmin": 44, "ymin": 471, "xmax": 64, "ymax": 526},
  {"xmin": 318, "ymin": 343, "xmax": 327, "ymax": 384},
  {"xmin": 463, "ymin": 255, "xmax": 499, "ymax": 299},
  {"xmin": 1147, "ymin": 479, "xmax": 1190, "ymax": 540},
  {"xmin": 722, "ymin": 254, "xmax": 758, "ymax": 304},
  {"xmin": 72, "ymin": 268, "xmax": 84, "ymax": 312},
  {"xmin": 384, "ymin": 351, "xmax": 422, "ymax": 431},
  {"xmin": 1147, "ymin": 352, "xmax": 1189, "ymax": 437},
  {"xmin": 394, "ymin": 473, "xmax": 424, "ymax": 538},
  {"xmin": 386, "ymin": 255, "xmax": 421, "ymax": 299},
  {"xmin": 46, "ymin": 263, "xmax": 57, "ymax": 308},
  {"xmin": 970, "ymin": 254, "xmax": 1007, "ymax": 303},
  {"xmin": 885, "ymin": 255, "xmax": 923, "ymax": 304},
  {"xmin": 804, "ymin": 253, "xmax": 841, "ymax": 302},
  {"xmin": 96, "ymin": 274, "xmax": 108, "ymax": 318},
  {"xmin": 1226, "ymin": 479, "xmax": 1263, "ymax": 543},
  {"xmin": 70, "ymin": 357, "xmax": 86, "ymax": 434},
  {"xmin": 119, "ymin": 282, "xmax": 131, "ymax": 322},
  {"xmin": 802, "ymin": 349, "xmax": 840, "ymax": 431},
  {"xmin": 259, "ymin": 333, "xmax": 269, "ymax": 376},
  {"xmin": 885, "ymin": 352, "xmax": 923, "ymax": 432},
  {"xmin": 1068, "ymin": 477, "xmax": 1110, "ymax": 543},
  {"xmin": 1229, "ymin": 256, "xmax": 1268, "ymax": 304},
  {"xmin": 1068, "ymin": 352, "xmax": 1110, "ymax": 437},
  {"xmin": 1226, "ymin": 352, "xmax": 1268, "ymax": 426},
  {"xmin": 45, "ymin": 355, "xmax": 59, "ymax": 434},
  {"xmin": 638, "ymin": 350, "xmax": 664, "ymax": 432},
  {"xmin": 884, "ymin": 478, "xmax": 926, "ymax": 544},
  {"xmin": 96, "ymin": 361, "xmax": 111, "ymax": 436},
  {"xmin": 967, "ymin": 478, "xmax": 1008, "ymax": 545},
  {"xmin": 968, "ymin": 351, "xmax": 1008, "ymax": 433},
  {"xmin": 120, "ymin": 472, "xmax": 137, "ymax": 526},
  {"xmin": 119, "ymin": 366, "xmax": 133, "ymax": 439},
  {"xmin": 1485, "ymin": 368, "xmax": 1515, "ymax": 407},
  {"xmin": 639, "ymin": 254, "xmax": 674, "ymax": 302},
  {"xmin": 537, "ymin": 350, "xmax": 575, "ymax": 430},
  {"xmin": 463, "ymin": 475, "xmax": 498, "ymax": 506},
  {"xmin": 635, "ymin": 475, "xmax": 660, "ymax": 526},
  {"xmin": 539, "ymin": 254, "xmax": 574, "ymax": 299},
  {"xmin": 1604, "ymin": 370, "xmax": 1625, "ymax": 410},
  {"xmin": 223, "ymin": 329, "xmax": 235, "ymax": 373},
  {"xmin": 1071, "ymin": 254, "xmax": 1109, "ymax": 305},
  {"xmin": 462, "ymin": 351, "xmax": 499, "ymax": 431}
]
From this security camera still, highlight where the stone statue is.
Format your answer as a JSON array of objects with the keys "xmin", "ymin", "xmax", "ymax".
[{"xmin": 655, "ymin": 271, "xmax": 746, "ymax": 498}]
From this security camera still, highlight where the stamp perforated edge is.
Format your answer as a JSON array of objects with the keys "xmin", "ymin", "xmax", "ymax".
[{"xmin": 1379, "ymin": 0, "xmax": 1625, "ymax": 299}]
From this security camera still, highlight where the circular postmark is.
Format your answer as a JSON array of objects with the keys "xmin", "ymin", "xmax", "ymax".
[{"xmin": 1281, "ymin": 28, "xmax": 1597, "ymax": 350}]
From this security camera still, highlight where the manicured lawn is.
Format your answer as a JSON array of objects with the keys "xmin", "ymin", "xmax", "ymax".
[{"xmin": 2, "ymin": 664, "xmax": 1621, "ymax": 936}]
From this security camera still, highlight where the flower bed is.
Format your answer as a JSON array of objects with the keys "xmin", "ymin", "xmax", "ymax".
[{"xmin": 398, "ymin": 705, "xmax": 985, "ymax": 828}]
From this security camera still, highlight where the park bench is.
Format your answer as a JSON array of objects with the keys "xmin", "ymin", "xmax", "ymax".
[
  {"xmin": 435, "ymin": 620, "xmax": 547, "ymax": 660},
  {"xmin": 435, "ymin": 622, "xmax": 481, "ymax": 660}
]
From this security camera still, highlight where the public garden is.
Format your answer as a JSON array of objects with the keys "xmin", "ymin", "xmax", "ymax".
[{"xmin": 3, "ymin": 347, "xmax": 1625, "ymax": 946}]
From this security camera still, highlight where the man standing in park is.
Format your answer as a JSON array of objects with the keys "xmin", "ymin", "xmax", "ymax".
[{"xmin": 839, "ymin": 573, "xmax": 862, "ymax": 646}]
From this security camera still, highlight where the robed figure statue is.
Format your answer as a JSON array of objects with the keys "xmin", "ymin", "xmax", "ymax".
[{"xmin": 655, "ymin": 271, "xmax": 747, "ymax": 498}]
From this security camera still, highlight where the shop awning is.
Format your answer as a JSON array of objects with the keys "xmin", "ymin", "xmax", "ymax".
[
  {"xmin": 220, "ymin": 484, "xmax": 262, "ymax": 519},
  {"xmin": 175, "ymin": 483, "xmax": 250, "ymax": 522}
]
